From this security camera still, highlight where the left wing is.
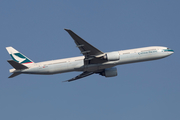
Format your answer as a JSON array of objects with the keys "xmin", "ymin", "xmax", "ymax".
[
  {"xmin": 65, "ymin": 29, "xmax": 105, "ymax": 62},
  {"xmin": 63, "ymin": 71, "xmax": 94, "ymax": 82}
]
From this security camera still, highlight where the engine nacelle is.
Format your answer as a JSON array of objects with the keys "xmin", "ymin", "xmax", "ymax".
[
  {"xmin": 100, "ymin": 67, "xmax": 117, "ymax": 77},
  {"xmin": 105, "ymin": 52, "xmax": 120, "ymax": 61}
]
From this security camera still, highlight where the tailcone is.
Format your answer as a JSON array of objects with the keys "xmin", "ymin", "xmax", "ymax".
[{"xmin": 9, "ymin": 69, "xmax": 16, "ymax": 73}]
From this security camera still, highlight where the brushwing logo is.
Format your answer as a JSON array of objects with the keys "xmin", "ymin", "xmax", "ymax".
[{"xmin": 11, "ymin": 53, "xmax": 26, "ymax": 63}]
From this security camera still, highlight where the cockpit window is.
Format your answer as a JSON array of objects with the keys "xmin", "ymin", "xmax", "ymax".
[{"xmin": 164, "ymin": 48, "xmax": 174, "ymax": 52}]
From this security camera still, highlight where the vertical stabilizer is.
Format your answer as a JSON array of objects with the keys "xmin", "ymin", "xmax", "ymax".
[{"xmin": 6, "ymin": 47, "xmax": 34, "ymax": 64}]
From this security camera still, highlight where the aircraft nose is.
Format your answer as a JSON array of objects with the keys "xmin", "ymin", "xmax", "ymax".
[
  {"xmin": 165, "ymin": 48, "xmax": 174, "ymax": 55},
  {"xmin": 168, "ymin": 49, "xmax": 174, "ymax": 55}
]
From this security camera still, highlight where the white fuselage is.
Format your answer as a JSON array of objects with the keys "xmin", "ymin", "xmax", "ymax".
[{"xmin": 10, "ymin": 46, "xmax": 174, "ymax": 75}]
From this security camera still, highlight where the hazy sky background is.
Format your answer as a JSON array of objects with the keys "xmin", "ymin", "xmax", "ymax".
[{"xmin": 0, "ymin": 0, "xmax": 179, "ymax": 120}]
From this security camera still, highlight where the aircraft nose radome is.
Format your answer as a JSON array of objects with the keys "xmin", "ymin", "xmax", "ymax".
[
  {"xmin": 169, "ymin": 50, "xmax": 174, "ymax": 55},
  {"xmin": 171, "ymin": 49, "xmax": 174, "ymax": 53}
]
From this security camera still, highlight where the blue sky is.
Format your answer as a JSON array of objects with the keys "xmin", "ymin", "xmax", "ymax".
[{"xmin": 0, "ymin": 0, "xmax": 179, "ymax": 120}]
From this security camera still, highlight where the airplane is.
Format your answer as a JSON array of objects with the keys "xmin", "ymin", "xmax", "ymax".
[{"xmin": 6, "ymin": 29, "xmax": 174, "ymax": 82}]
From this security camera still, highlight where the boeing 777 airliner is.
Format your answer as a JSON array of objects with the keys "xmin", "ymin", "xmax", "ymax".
[{"xmin": 6, "ymin": 29, "xmax": 174, "ymax": 82}]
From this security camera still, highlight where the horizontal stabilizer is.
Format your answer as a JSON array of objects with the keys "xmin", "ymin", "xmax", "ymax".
[
  {"xmin": 8, "ymin": 73, "xmax": 21, "ymax": 78},
  {"xmin": 7, "ymin": 60, "xmax": 28, "ymax": 70}
]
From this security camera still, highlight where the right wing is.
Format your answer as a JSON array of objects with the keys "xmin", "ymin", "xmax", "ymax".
[{"xmin": 63, "ymin": 71, "xmax": 94, "ymax": 82}]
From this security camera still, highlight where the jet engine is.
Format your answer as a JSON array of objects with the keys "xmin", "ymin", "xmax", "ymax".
[
  {"xmin": 100, "ymin": 67, "xmax": 117, "ymax": 77},
  {"xmin": 103, "ymin": 52, "xmax": 120, "ymax": 61}
]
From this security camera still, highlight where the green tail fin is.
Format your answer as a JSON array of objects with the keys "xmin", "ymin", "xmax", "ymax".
[{"xmin": 6, "ymin": 47, "xmax": 34, "ymax": 64}]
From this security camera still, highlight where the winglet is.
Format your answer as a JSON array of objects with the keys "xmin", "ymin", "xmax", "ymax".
[{"xmin": 64, "ymin": 28, "xmax": 70, "ymax": 31}]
